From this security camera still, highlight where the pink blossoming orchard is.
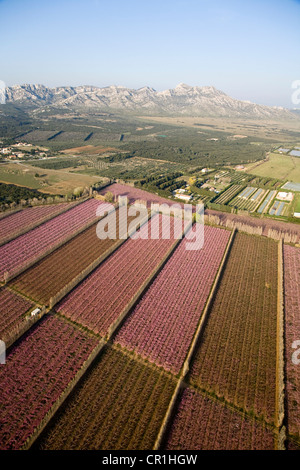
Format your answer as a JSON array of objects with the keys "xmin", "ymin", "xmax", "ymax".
[{"xmin": 0, "ymin": 182, "xmax": 299, "ymax": 450}]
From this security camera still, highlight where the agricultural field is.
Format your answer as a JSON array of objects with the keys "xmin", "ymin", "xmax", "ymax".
[
  {"xmin": 269, "ymin": 200, "xmax": 289, "ymax": 217},
  {"xmin": 282, "ymin": 182, "xmax": 300, "ymax": 192},
  {"xmin": 61, "ymin": 145, "xmax": 118, "ymax": 155},
  {"xmin": 0, "ymin": 162, "xmax": 106, "ymax": 195},
  {"xmin": 11, "ymin": 207, "xmax": 138, "ymax": 304},
  {"xmin": 206, "ymin": 208, "xmax": 300, "ymax": 243},
  {"xmin": 0, "ymin": 163, "xmax": 43, "ymax": 189},
  {"xmin": 37, "ymin": 347, "xmax": 176, "ymax": 450},
  {"xmin": 21, "ymin": 130, "xmax": 58, "ymax": 142},
  {"xmin": 137, "ymin": 115, "xmax": 300, "ymax": 142},
  {"xmin": 1, "ymin": 86, "xmax": 300, "ymax": 454},
  {"xmin": 0, "ymin": 198, "xmax": 104, "ymax": 281},
  {"xmin": 115, "ymin": 225, "xmax": 230, "ymax": 374},
  {"xmin": 164, "ymin": 388, "xmax": 276, "ymax": 450},
  {"xmin": 283, "ymin": 245, "xmax": 300, "ymax": 445},
  {"xmin": 0, "ymin": 202, "xmax": 75, "ymax": 245},
  {"xmin": 208, "ymin": 172, "xmax": 294, "ymax": 217},
  {"xmin": 228, "ymin": 186, "xmax": 268, "ymax": 212},
  {"xmin": 245, "ymin": 153, "xmax": 300, "ymax": 182},
  {"xmin": 248, "ymin": 175, "xmax": 282, "ymax": 190},
  {"xmin": 0, "ymin": 179, "xmax": 300, "ymax": 451},
  {"xmin": 0, "ymin": 314, "xmax": 98, "ymax": 450},
  {"xmin": 56, "ymin": 214, "xmax": 184, "ymax": 336},
  {"xmin": 217, "ymin": 170, "xmax": 251, "ymax": 185},
  {"xmin": 82, "ymin": 155, "xmax": 184, "ymax": 181},
  {"xmin": 257, "ymin": 190, "xmax": 276, "ymax": 214},
  {"xmin": 295, "ymin": 195, "xmax": 300, "ymax": 213},
  {"xmin": 188, "ymin": 233, "xmax": 278, "ymax": 424},
  {"xmin": 194, "ymin": 194, "xmax": 213, "ymax": 205},
  {"xmin": 213, "ymin": 184, "xmax": 244, "ymax": 205},
  {"xmin": 0, "ymin": 287, "xmax": 33, "ymax": 343},
  {"xmin": 99, "ymin": 182, "xmax": 183, "ymax": 208}
]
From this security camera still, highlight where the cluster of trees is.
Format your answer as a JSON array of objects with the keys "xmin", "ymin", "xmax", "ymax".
[
  {"xmin": 102, "ymin": 153, "xmax": 134, "ymax": 163},
  {"xmin": 0, "ymin": 181, "xmax": 109, "ymax": 212},
  {"xmin": 121, "ymin": 134, "xmax": 269, "ymax": 167},
  {"xmin": 137, "ymin": 172, "xmax": 186, "ymax": 194},
  {"xmin": 139, "ymin": 173, "xmax": 182, "ymax": 186},
  {"xmin": 30, "ymin": 157, "xmax": 83, "ymax": 170},
  {"xmin": 0, "ymin": 182, "xmax": 52, "ymax": 205}
]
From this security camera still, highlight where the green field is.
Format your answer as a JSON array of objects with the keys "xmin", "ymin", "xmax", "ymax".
[
  {"xmin": 0, "ymin": 162, "xmax": 106, "ymax": 195},
  {"xmin": 0, "ymin": 164, "xmax": 42, "ymax": 189},
  {"xmin": 295, "ymin": 195, "xmax": 300, "ymax": 213},
  {"xmin": 245, "ymin": 153, "xmax": 300, "ymax": 183}
]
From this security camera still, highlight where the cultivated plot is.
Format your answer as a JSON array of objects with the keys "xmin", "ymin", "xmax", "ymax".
[
  {"xmin": 37, "ymin": 347, "xmax": 176, "ymax": 450},
  {"xmin": 0, "ymin": 203, "xmax": 74, "ymax": 246},
  {"xmin": 11, "ymin": 208, "xmax": 137, "ymax": 304},
  {"xmin": 0, "ymin": 288, "xmax": 33, "ymax": 343},
  {"xmin": 164, "ymin": 387, "xmax": 275, "ymax": 450},
  {"xmin": 115, "ymin": 225, "xmax": 230, "ymax": 374},
  {"xmin": 0, "ymin": 314, "xmax": 98, "ymax": 450},
  {"xmin": 0, "ymin": 199, "xmax": 105, "ymax": 281},
  {"xmin": 57, "ymin": 214, "xmax": 184, "ymax": 336},
  {"xmin": 189, "ymin": 233, "xmax": 278, "ymax": 424},
  {"xmin": 283, "ymin": 245, "xmax": 300, "ymax": 444}
]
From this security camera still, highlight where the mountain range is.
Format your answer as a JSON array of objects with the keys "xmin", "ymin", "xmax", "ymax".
[{"xmin": 4, "ymin": 83, "xmax": 297, "ymax": 119}]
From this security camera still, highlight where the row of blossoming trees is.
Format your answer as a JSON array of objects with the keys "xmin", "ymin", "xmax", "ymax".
[{"xmin": 0, "ymin": 183, "xmax": 300, "ymax": 450}]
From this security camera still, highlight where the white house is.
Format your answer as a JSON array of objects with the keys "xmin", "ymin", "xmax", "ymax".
[
  {"xmin": 175, "ymin": 194, "xmax": 192, "ymax": 201},
  {"xmin": 31, "ymin": 308, "xmax": 41, "ymax": 317}
]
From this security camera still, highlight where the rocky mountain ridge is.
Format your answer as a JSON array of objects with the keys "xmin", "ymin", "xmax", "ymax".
[{"xmin": 4, "ymin": 83, "xmax": 296, "ymax": 119}]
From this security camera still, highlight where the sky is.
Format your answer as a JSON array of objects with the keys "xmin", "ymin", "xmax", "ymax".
[{"xmin": 0, "ymin": 0, "xmax": 299, "ymax": 107}]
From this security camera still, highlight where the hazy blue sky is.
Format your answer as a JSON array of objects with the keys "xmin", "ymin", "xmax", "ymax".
[{"xmin": 0, "ymin": 0, "xmax": 299, "ymax": 107}]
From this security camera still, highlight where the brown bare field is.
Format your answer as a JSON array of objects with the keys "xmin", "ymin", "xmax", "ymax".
[{"xmin": 61, "ymin": 145, "xmax": 118, "ymax": 155}]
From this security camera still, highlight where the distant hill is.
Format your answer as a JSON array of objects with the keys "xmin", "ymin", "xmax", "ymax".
[{"xmin": 5, "ymin": 83, "xmax": 298, "ymax": 120}]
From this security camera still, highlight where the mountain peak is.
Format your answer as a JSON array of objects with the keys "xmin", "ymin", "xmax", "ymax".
[
  {"xmin": 175, "ymin": 83, "xmax": 193, "ymax": 90},
  {"xmin": 4, "ymin": 83, "xmax": 296, "ymax": 120},
  {"xmin": 137, "ymin": 86, "xmax": 156, "ymax": 93}
]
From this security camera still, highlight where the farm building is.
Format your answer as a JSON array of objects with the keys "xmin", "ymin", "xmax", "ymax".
[
  {"xmin": 175, "ymin": 194, "xmax": 192, "ymax": 201},
  {"xmin": 277, "ymin": 192, "xmax": 294, "ymax": 202}
]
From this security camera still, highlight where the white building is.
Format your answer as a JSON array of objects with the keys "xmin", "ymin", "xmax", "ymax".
[
  {"xmin": 175, "ymin": 194, "xmax": 192, "ymax": 201},
  {"xmin": 277, "ymin": 192, "xmax": 294, "ymax": 202},
  {"xmin": 31, "ymin": 308, "xmax": 41, "ymax": 317}
]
